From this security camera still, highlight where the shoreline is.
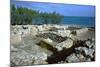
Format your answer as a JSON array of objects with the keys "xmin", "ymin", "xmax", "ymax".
[{"xmin": 11, "ymin": 24, "xmax": 95, "ymax": 28}]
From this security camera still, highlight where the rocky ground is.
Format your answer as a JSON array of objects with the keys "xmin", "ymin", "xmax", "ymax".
[{"xmin": 10, "ymin": 25, "xmax": 95, "ymax": 66}]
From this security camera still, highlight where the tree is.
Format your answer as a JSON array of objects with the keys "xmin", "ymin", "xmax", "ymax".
[{"xmin": 11, "ymin": 4, "xmax": 63, "ymax": 25}]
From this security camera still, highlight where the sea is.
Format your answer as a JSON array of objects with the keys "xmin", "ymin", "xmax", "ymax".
[
  {"xmin": 32, "ymin": 16, "xmax": 95, "ymax": 27},
  {"xmin": 62, "ymin": 16, "xmax": 95, "ymax": 27}
]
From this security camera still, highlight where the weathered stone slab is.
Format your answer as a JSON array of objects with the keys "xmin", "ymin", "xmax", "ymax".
[{"xmin": 55, "ymin": 38, "xmax": 73, "ymax": 51}]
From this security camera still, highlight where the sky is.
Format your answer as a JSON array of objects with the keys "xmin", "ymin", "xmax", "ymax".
[{"xmin": 11, "ymin": 0, "xmax": 95, "ymax": 17}]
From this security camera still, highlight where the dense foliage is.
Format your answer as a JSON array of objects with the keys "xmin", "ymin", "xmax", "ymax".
[{"xmin": 11, "ymin": 5, "xmax": 63, "ymax": 25}]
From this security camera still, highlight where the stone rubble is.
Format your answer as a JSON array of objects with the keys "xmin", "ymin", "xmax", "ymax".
[
  {"xmin": 10, "ymin": 25, "xmax": 95, "ymax": 65},
  {"xmin": 73, "ymin": 39, "xmax": 95, "ymax": 62}
]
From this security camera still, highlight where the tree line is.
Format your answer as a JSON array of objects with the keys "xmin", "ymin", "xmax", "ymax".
[{"xmin": 11, "ymin": 5, "xmax": 63, "ymax": 25}]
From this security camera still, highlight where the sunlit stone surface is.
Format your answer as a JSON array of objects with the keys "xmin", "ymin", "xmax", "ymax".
[{"xmin": 10, "ymin": 25, "xmax": 95, "ymax": 66}]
